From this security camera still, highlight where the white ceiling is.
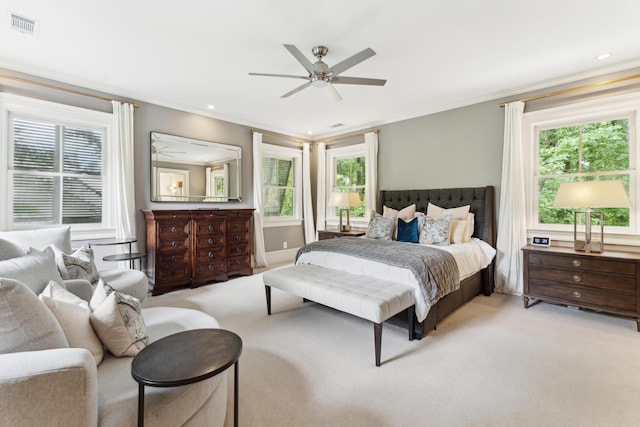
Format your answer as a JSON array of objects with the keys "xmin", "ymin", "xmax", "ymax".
[{"xmin": 2, "ymin": 0, "xmax": 640, "ymax": 139}]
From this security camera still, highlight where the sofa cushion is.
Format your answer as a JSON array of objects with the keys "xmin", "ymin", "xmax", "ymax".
[
  {"xmin": 98, "ymin": 268, "xmax": 149, "ymax": 302},
  {"xmin": 0, "ymin": 226, "xmax": 72, "ymax": 254},
  {"xmin": 40, "ymin": 281, "xmax": 105, "ymax": 365},
  {"xmin": 0, "ymin": 246, "xmax": 65, "ymax": 294},
  {"xmin": 0, "ymin": 278, "xmax": 69, "ymax": 354},
  {"xmin": 91, "ymin": 291, "xmax": 148, "ymax": 357},
  {"xmin": 0, "ymin": 238, "xmax": 25, "ymax": 261}
]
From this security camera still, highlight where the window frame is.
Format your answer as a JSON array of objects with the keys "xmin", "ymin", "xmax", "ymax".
[
  {"xmin": 261, "ymin": 143, "xmax": 303, "ymax": 228},
  {"xmin": 325, "ymin": 143, "xmax": 370, "ymax": 228},
  {"xmin": 0, "ymin": 93, "xmax": 114, "ymax": 239},
  {"xmin": 522, "ymin": 92, "xmax": 640, "ymax": 245}
]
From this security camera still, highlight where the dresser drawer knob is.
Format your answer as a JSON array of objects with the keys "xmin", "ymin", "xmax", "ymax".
[
  {"xmin": 236, "ymin": 247, "xmax": 241, "ymax": 253},
  {"xmin": 171, "ymin": 256, "xmax": 177, "ymax": 262},
  {"xmin": 236, "ymin": 259, "xmax": 241, "ymax": 265},
  {"xmin": 236, "ymin": 235, "xmax": 240, "ymax": 241},
  {"xmin": 236, "ymin": 224, "xmax": 240, "ymax": 229},
  {"xmin": 208, "ymin": 265, "xmax": 214, "ymax": 270},
  {"xmin": 208, "ymin": 225, "xmax": 214, "ymax": 231},
  {"xmin": 171, "ymin": 241, "xmax": 177, "ymax": 247},
  {"xmin": 172, "ymin": 214, "xmax": 177, "ymax": 218},
  {"xmin": 572, "ymin": 259, "xmax": 581, "ymax": 267},
  {"xmin": 572, "ymin": 275, "xmax": 581, "ymax": 282},
  {"xmin": 208, "ymin": 238, "xmax": 213, "ymax": 244},
  {"xmin": 171, "ymin": 226, "xmax": 177, "ymax": 233},
  {"xmin": 572, "ymin": 291, "xmax": 582, "ymax": 299},
  {"xmin": 208, "ymin": 251, "xmax": 213, "ymax": 258}
]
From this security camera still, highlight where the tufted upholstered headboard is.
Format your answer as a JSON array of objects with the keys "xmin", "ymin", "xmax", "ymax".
[{"xmin": 377, "ymin": 186, "xmax": 496, "ymax": 247}]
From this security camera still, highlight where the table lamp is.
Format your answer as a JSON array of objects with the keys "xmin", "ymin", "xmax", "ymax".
[
  {"xmin": 552, "ymin": 180, "xmax": 631, "ymax": 253},
  {"xmin": 329, "ymin": 191, "xmax": 362, "ymax": 231}
]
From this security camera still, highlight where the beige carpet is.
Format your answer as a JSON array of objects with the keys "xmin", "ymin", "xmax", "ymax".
[{"xmin": 145, "ymin": 268, "xmax": 640, "ymax": 427}]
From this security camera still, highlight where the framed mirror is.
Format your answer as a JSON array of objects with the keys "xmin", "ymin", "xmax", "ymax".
[{"xmin": 151, "ymin": 132, "xmax": 242, "ymax": 202}]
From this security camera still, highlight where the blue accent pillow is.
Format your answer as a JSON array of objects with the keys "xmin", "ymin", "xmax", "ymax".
[{"xmin": 396, "ymin": 217, "xmax": 419, "ymax": 243}]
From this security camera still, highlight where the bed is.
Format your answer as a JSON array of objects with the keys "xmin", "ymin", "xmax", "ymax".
[{"xmin": 296, "ymin": 186, "xmax": 496, "ymax": 339}]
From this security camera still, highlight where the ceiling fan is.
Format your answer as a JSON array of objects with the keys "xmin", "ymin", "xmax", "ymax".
[{"xmin": 249, "ymin": 44, "xmax": 386, "ymax": 101}]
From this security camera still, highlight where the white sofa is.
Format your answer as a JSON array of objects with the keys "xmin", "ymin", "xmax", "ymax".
[{"xmin": 0, "ymin": 227, "xmax": 227, "ymax": 426}]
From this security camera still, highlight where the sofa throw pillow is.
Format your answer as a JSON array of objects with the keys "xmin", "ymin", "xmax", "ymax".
[
  {"xmin": 57, "ymin": 246, "xmax": 100, "ymax": 285},
  {"xmin": 40, "ymin": 281, "xmax": 104, "ymax": 365},
  {"xmin": 396, "ymin": 217, "xmax": 419, "ymax": 243},
  {"xmin": 366, "ymin": 211, "xmax": 395, "ymax": 240},
  {"xmin": 0, "ymin": 278, "xmax": 69, "ymax": 354},
  {"xmin": 89, "ymin": 279, "xmax": 114, "ymax": 311},
  {"xmin": 0, "ymin": 226, "xmax": 72, "ymax": 254},
  {"xmin": 426, "ymin": 202, "xmax": 470, "ymax": 221},
  {"xmin": 0, "ymin": 246, "xmax": 65, "ymax": 294},
  {"xmin": 91, "ymin": 291, "xmax": 148, "ymax": 357},
  {"xmin": 419, "ymin": 215, "xmax": 452, "ymax": 245},
  {"xmin": 0, "ymin": 238, "xmax": 25, "ymax": 261}
]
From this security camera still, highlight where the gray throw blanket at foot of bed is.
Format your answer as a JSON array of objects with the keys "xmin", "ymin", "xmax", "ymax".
[{"xmin": 296, "ymin": 237, "xmax": 460, "ymax": 318}]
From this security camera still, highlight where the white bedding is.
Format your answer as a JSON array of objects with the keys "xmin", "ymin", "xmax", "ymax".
[{"xmin": 295, "ymin": 238, "xmax": 496, "ymax": 321}]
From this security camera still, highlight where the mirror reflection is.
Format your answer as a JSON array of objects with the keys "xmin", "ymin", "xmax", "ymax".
[{"xmin": 151, "ymin": 132, "xmax": 242, "ymax": 202}]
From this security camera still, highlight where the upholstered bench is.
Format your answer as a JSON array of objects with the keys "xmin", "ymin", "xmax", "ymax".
[{"xmin": 262, "ymin": 264, "xmax": 415, "ymax": 366}]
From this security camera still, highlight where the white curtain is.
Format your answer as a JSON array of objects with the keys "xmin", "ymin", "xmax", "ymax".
[
  {"xmin": 302, "ymin": 143, "xmax": 315, "ymax": 243},
  {"xmin": 495, "ymin": 101, "xmax": 527, "ymax": 295},
  {"xmin": 364, "ymin": 132, "xmax": 379, "ymax": 217},
  {"xmin": 111, "ymin": 101, "xmax": 136, "ymax": 242},
  {"xmin": 315, "ymin": 142, "xmax": 327, "ymax": 238},
  {"xmin": 252, "ymin": 132, "xmax": 268, "ymax": 267}
]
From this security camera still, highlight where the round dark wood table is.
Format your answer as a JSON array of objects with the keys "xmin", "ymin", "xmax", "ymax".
[{"xmin": 131, "ymin": 328, "xmax": 242, "ymax": 427}]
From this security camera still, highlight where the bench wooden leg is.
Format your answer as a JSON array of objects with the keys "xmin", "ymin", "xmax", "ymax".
[
  {"xmin": 265, "ymin": 285, "xmax": 272, "ymax": 315},
  {"xmin": 374, "ymin": 322, "xmax": 382, "ymax": 367},
  {"xmin": 408, "ymin": 305, "xmax": 415, "ymax": 341}
]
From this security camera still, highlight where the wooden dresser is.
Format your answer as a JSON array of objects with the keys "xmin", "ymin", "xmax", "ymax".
[
  {"xmin": 143, "ymin": 209, "xmax": 254, "ymax": 295},
  {"xmin": 522, "ymin": 245, "xmax": 640, "ymax": 331}
]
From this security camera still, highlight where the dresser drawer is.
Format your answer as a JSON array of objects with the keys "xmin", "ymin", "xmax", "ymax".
[
  {"xmin": 156, "ymin": 264, "xmax": 191, "ymax": 283},
  {"xmin": 157, "ymin": 219, "xmax": 191, "ymax": 237},
  {"xmin": 157, "ymin": 236, "xmax": 190, "ymax": 251},
  {"xmin": 528, "ymin": 252, "xmax": 636, "ymax": 276},
  {"xmin": 193, "ymin": 219, "xmax": 225, "ymax": 235},
  {"xmin": 528, "ymin": 280, "xmax": 636, "ymax": 312},
  {"xmin": 227, "ymin": 254, "xmax": 251, "ymax": 272},
  {"xmin": 194, "ymin": 260, "xmax": 226, "ymax": 276},
  {"xmin": 195, "ymin": 247, "xmax": 225, "ymax": 263},
  {"xmin": 195, "ymin": 234, "xmax": 224, "ymax": 249},
  {"xmin": 227, "ymin": 218, "xmax": 250, "ymax": 233},
  {"xmin": 158, "ymin": 249, "xmax": 190, "ymax": 265},
  {"xmin": 228, "ymin": 244, "xmax": 249, "ymax": 257},
  {"xmin": 528, "ymin": 265, "xmax": 635, "ymax": 293},
  {"xmin": 227, "ymin": 231, "xmax": 250, "ymax": 244}
]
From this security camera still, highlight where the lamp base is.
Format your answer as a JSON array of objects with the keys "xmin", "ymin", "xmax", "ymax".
[
  {"xmin": 574, "ymin": 240, "xmax": 603, "ymax": 253},
  {"xmin": 340, "ymin": 224, "xmax": 352, "ymax": 232}
]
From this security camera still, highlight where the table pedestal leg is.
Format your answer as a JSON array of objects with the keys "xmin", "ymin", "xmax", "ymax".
[
  {"xmin": 234, "ymin": 361, "xmax": 239, "ymax": 427},
  {"xmin": 138, "ymin": 383, "xmax": 145, "ymax": 427}
]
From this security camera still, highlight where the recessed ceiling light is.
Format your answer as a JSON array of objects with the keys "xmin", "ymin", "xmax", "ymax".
[
  {"xmin": 595, "ymin": 53, "xmax": 611, "ymax": 60},
  {"xmin": 207, "ymin": 105, "xmax": 215, "ymax": 110},
  {"xmin": 307, "ymin": 131, "xmax": 313, "ymax": 135}
]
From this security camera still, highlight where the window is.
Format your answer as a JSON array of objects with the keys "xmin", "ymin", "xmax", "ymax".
[
  {"xmin": 1, "ymin": 94, "xmax": 113, "ymax": 235},
  {"xmin": 326, "ymin": 144, "xmax": 369, "ymax": 226},
  {"xmin": 261, "ymin": 144, "xmax": 302, "ymax": 225},
  {"xmin": 523, "ymin": 93, "xmax": 639, "ymax": 243}
]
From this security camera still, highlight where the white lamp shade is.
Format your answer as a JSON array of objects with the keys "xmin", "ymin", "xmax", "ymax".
[
  {"xmin": 328, "ymin": 191, "xmax": 362, "ymax": 208},
  {"xmin": 552, "ymin": 180, "xmax": 632, "ymax": 208}
]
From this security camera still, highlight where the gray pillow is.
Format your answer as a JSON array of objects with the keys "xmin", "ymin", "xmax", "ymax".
[
  {"xmin": 0, "ymin": 278, "xmax": 69, "ymax": 354},
  {"xmin": 366, "ymin": 211, "xmax": 395, "ymax": 240},
  {"xmin": 0, "ymin": 247, "xmax": 66, "ymax": 294},
  {"xmin": 0, "ymin": 238, "xmax": 25, "ymax": 261},
  {"xmin": 0, "ymin": 226, "xmax": 72, "ymax": 254}
]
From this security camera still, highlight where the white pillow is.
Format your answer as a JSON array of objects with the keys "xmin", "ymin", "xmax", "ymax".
[
  {"xmin": 383, "ymin": 204, "xmax": 416, "ymax": 221},
  {"xmin": 427, "ymin": 203, "xmax": 470, "ymax": 220},
  {"xmin": 450, "ymin": 213, "xmax": 475, "ymax": 244},
  {"xmin": 90, "ymin": 291, "xmax": 148, "ymax": 357},
  {"xmin": 39, "ymin": 281, "xmax": 104, "ymax": 365},
  {"xmin": 0, "ymin": 246, "xmax": 65, "ymax": 294}
]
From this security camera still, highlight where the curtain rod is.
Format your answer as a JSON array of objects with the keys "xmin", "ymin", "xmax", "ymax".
[
  {"xmin": 0, "ymin": 73, "xmax": 140, "ymax": 108},
  {"xmin": 250, "ymin": 129, "xmax": 307, "ymax": 144},
  {"xmin": 499, "ymin": 73, "xmax": 640, "ymax": 107},
  {"xmin": 320, "ymin": 129, "xmax": 379, "ymax": 144}
]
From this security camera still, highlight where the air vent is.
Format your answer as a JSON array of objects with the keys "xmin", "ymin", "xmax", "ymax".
[
  {"xmin": 330, "ymin": 123, "xmax": 344, "ymax": 128},
  {"xmin": 9, "ymin": 12, "xmax": 39, "ymax": 36}
]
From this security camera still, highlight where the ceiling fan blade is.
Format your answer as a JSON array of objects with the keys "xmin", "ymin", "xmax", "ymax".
[
  {"xmin": 283, "ymin": 44, "xmax": 315, "ymax": 74},
  {"xmin": 249, "ymin": 72, "xmax": 308, "ymax": 80},
  {"xmin": 326, "ymin": 48, "xmax": 376, "ymax": 76},
  {"xmin": 281, "ymin": 81, "xmax": 313, "ymax": 98},
  {"xmin": 331, "ymin": 76, "xmax": 387, "ymax": 86},
  {"xmin": 325, "ymin": 83, "xmax": 343, "ymax": 102}
]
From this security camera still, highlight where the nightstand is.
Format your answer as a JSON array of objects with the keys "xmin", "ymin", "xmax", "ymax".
[
  {"xmin": 522, "ymin": 245, "xmax": 640, "ymax": 331},
  {"xmin": 318, "ymin": 229, "xmax": 366, "ymax": 240}
]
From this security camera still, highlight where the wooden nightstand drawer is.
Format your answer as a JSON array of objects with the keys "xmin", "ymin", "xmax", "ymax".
[
  {"xmin": 528, "ymin": 281, "xmax": 636, "ymax": 312},
  {"xmin": 528, "ymin": 265, "xmax": 635, "ymax": 293},
  {"xmin": 528, "ymin": 252, "xmax": 636, "ymax": 276}
]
